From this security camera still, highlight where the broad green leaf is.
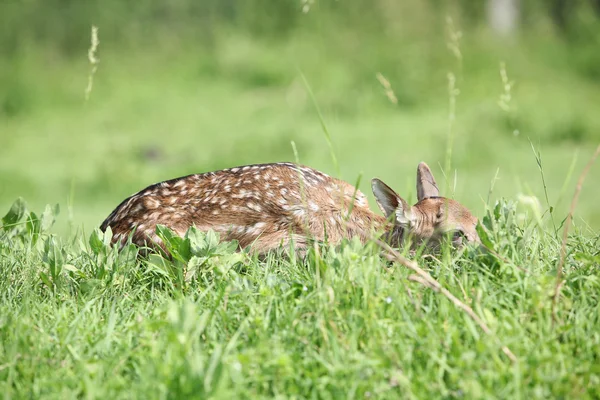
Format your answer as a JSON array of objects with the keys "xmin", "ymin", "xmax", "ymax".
[
  {"xmin": 206, "ymin": 229, "xmax": 220, "ymax": 251},
  {"xmin": 102, "ymin": 225, "xmax": 113, "ymax": 247},
  {"xmin": 40, "ymin": 204, "xmax": 60, "ymax": 232},
  {"xmin": 493, "ymin": 201, "xmax": 502, "ymax": 221},
  {"xmin": 145, "ymin": 254, "xmax": 175, "ymax": 279},
  {"xmin": 39, "ymin": 271, "xmax": 52, "ymax": 289},
  {"xmin": 186, "ymin": 226, "xmax": 207, "ymax": 255},
  {"xmin": 156, "ymin": 224, "xmax": 183, "ymax": 250},
  {"xmin": 476, "ymin": 221, "xmax": 494, "ymax": 250},
  {"xmin": 26, "ymin": 211, "xmax": 41, "ymax": 236},
  {"xmin": 156, "ymin": 224, "xmax": 191, "ymax": 263},
  {"xmin": 89, "ymin": 228, "xmax": 105, "ymax": 255},
  {"xmin": 118, "ymin": 244, "xmax": 139, "ymax": 266},
  {"xmin": 2, "ymin": 197, "xmax": 26, "ymax": 229},
  {"xmin": 43, "ymin": 236, "xmax": 64, "ymax": 279}
]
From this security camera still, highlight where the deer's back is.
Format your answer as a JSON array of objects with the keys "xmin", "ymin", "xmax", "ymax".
[{"xmin": 101, "ymin": 162, "xmax": 379, "ymax": 252}]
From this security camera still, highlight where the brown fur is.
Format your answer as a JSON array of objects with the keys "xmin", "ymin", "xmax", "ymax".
[{"xmin": 100, "ymin": 162, "xmax": 479, "ymax": 254}]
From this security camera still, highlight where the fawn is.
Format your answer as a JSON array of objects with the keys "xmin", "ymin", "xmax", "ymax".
[{"xmin": 100, "ymin": 162, "xmax": 480, "ymax": 255}]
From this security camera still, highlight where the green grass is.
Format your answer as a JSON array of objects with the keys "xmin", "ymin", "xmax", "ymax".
[
  {"xmin": 1, "ymin": 194, "xmax": 600, "ymax": 398},
  {"xmin": 2, "ymin": 15, "xmax": 600, "ymax": 398},
  {"xmin": 1, "ymin": 30, "xmax": 600, "ymax": 236}
]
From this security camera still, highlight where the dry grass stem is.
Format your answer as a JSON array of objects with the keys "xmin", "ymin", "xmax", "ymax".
[
  {"xmin": 376, "ymin": 73, "xmax": 398, "ymax": 105},
  {"xmin": 85, "ymin": 25, "xmax": 100, "ymax": 101},
  {"xmin": 408, "ymin": 274, "xmax": 437, "ymax": 290},
  {"xmin": 376, "ymin": 240, "xmax": 518, "ymax": 363},
  {"xmin": 446, "ymin": 17, "xmax": 463, "ymax": 61},
  {"xmin": 498, "ymin": 62, "xmax": 514, "ymax": 112},
  {"xmin": 553, "ymin": 144, "xmax": 600, "ymax": 323}
]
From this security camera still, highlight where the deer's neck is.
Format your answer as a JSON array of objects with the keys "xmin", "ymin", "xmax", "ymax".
[{"xmin": 345, "ymin": 207, "xmax": 406, "ymax": 248}]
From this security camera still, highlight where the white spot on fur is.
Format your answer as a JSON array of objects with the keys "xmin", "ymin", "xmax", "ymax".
[
  {"xmin": 248, "ymin": 222, "xmax": 267, "ymax": 235},
  {"xmin": 230, "ymin": 167, "xmax": 240, "ymax": 173},
  {"xmin": 247, "ymin": 202, "xmax": 262, "ymax": 212},
  {"xmin": 145, "ymin": 198, "xmax": 160, "ymax": 209},
  {"xmin": 309, "ymin": 201, "xmax": 320, "ymax": 212},
  {"xmin": 293, "ymin": 208, "xmax": 305, "ymax": 218}
]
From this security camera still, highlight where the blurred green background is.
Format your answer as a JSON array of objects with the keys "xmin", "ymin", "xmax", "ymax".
[{"xmin": 1, "ymin": 0, "xmax": 600, "ymax": 235}]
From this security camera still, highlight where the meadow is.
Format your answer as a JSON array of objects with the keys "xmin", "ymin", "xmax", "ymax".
[
  {"xmin": 1, "ymin": 1, "xmax": 600, "ymax": 398},
  {"xmin": 2, "ymin": 25, "xmax": 600, "ymax": 234}
]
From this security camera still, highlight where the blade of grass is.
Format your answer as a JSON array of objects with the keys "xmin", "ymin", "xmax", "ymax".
[
  {"xmin": 376, "ymin": 239, "xmax": 518, "ymax": 363},
  {"xmin": 529, "ymin": 140, "xmax": 558, "ymax": 236},
  {"xmin": 553, "ymin": 144, "xmax": 600, "ymax": 326},
  {"xmin": 298, "ymin": 70, "xmax": 340, "ymax": 178}
]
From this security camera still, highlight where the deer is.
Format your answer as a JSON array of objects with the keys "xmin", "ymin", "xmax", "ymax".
[{"xmin": 100, "ymin": 162, "xmax": 480, "ymax": 256}]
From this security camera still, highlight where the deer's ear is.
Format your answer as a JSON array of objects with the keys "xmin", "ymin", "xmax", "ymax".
[
  {"xmin": 417, "ymin": 162, "xmax": 440, "ymax": 201},
  {"xmin": 371, "ymin": 178, "xmax": 412, "ymax": 226}
]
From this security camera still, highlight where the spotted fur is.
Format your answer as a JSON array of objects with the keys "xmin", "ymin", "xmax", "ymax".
[{"xmin": 100, "ymin": 162, "xmax": 480, "ymax": 254}]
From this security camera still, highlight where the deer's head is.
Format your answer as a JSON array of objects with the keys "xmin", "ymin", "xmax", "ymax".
[{"xmin": 371, "ymin": 162, "xmax": 480, "ymax": 249}]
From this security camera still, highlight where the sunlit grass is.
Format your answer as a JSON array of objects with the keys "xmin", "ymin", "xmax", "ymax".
[
  {"xmin": 1, "ymin": 31, "xmax": 600, "ymax": 236},
  {"xmin": 1, "ymin": 197, "xmax": 599, "ymax": 398}
]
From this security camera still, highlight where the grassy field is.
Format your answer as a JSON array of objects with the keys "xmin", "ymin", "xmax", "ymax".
[
  {"xmin": 1, "ymin": 195, "xmax": 600, "ymax": 398},
  {"xmin": 1, "ymin": 11, "xmax": 600, "ymax": 398},
  {"xmin": 1, "ymin": 29, "xmax": 600, "ymax": 235}
]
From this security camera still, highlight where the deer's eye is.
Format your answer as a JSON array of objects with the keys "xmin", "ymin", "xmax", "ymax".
[{"xmin": 452, "ymin": 230, "xmax": 465, "ymax": 243}]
